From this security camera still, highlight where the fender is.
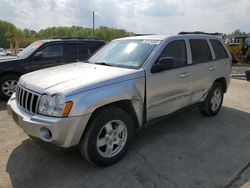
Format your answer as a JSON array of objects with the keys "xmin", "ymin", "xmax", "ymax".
[{"xmin": 68, "ymin": 77, "xmax": 145, "ymax": 126}]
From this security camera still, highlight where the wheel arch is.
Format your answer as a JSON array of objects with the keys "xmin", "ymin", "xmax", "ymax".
[
  {"xmin": 0, "ymin": 71, "xmax": 22, "ymax": 79},
  {"xmin": 87, "ymin": 100, "xmax": 141, "ymax": 131},
  {"xmin": 214, "ymin": 77, "xmax": 227, "ymax": 93}
]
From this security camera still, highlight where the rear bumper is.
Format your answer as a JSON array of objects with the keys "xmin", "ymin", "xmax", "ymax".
[{"xmin": 7, "ymin": 96, "xmax": 91, "ymax": 148}]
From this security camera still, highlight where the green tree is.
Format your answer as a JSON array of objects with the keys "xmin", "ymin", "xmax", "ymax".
[
  {"xmin": 0, "ymin": 20, "xmax": 22, "ymax": 48},
  {"xmin": 231, "ymin": 29, "xmax": 243, "ymax": 37},
  {"xmin": 0, "ymin": 19, "xmax": 135, "ymax": 48}
]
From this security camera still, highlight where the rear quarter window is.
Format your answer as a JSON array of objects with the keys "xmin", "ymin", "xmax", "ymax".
[
  {"xmin": 190, "ymin": 39, "xmax": 212, "ymax": 64},
  {"xmin": 87, "ymin": 42, "xmax": 105, "ymax": 53},
  {"xmin": 78, "ymin": 42, "xmax": 91, "ymax": 60},
  {"xmin": 210, "ymin": 39, "xmax": 228, "ymax": 60}
]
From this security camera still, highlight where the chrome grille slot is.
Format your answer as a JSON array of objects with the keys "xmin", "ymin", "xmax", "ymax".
[
  {"xmin": 17, "ymin": 86, "xmax": 20, "ymax": 103},
  {"xmin": 15, "ymin": 86, "xmax": 19, "ymax": 103},
  {"xmin": 15, "ymin": 85, "xmax": 41, "ymax": 114},
  {"xmin": 33, "ymin": 95, "xmax": 39, "ymax": 113},
  {"xmin": 21, "ymin": 89, "xmax": 25, "ymax": 107},
  {"xmin": 23, "ymin": 90, "xmax": 27, "ymax": 109},
  {"xmin": 19, "ymin": 88, "xmax": 22, "ymax": 105},
  {"xmin": 26, "ymin": 93, "xmax": 32, "ymax": 111}
]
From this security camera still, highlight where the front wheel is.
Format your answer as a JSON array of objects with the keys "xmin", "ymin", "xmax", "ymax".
[
  {"xmin": 199, "ymin": 82, "xmax": 224, "ymax": 116},
  {"xmin": 79, "ymin": 107, "xmax": 135, "ymax": 166}
]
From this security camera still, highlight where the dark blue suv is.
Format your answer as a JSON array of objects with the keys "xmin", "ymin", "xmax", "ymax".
[{"xmin": 0, "ymin": 38, "xmax": 105, "ymax": 99}]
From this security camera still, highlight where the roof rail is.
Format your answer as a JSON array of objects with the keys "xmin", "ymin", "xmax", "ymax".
[
  {"xmin": 134, "ymin": 34, "xmax": 156, "ymax": 36},
  {"xmin": 178, "ymin": 31, "xmax": 222, "ymax": 36},
  {"xmin": 52, "ymin": 37, "xmax": 99, "ymax": 40}
]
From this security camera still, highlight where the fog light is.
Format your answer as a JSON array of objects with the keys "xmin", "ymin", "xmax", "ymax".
[{"xmin": 40, "ymin": 127, "xmax": 52, "ymax": 141}]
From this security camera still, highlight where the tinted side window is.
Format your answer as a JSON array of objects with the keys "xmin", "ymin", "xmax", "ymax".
[
  {"xmin": 210, "ymin": 39, "xmax": 228, "ymax": 60},
  {"xmin": 92, "ymin": 41, "xmax": 105, "ymax": 51},
  {"xmin": 86, "ymin": 42, "xmax": 104, "ymax": 54},
  {"xmin": 42, "ymin": 44, "xmax": 63, "ymax": 58},
  {"xmin": 64, "ymin": 43, "xmax": 78, "ymax": 61},
  {"xmin": 190, "ymin": 39, "xmax": 212, "ymax": 64},
  {"xmin": 159, "ymin": 40, "xmax": 187, "ymax": 68},
  {"xmin": 78, "ymin": 43, "xmax": 91, "ymax": 60}
]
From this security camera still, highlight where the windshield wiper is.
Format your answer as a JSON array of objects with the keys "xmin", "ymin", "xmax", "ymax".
[{"xmin": 94, "ymin": 62, "xmax": 112, "ymax": 66}]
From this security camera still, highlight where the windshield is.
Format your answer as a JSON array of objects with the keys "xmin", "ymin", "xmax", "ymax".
[
  {"xmin": 88, "ymin": 39, "xmax": 160, "ymax": 69},
  {"xmin": 17, "ymin": 41, "xmax": 44, "ymax": 58}
]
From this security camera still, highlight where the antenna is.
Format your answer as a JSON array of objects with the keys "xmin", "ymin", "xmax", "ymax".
[{"xmin": 93, "ymin": 11, "xmax": 95, "ymax": 38}]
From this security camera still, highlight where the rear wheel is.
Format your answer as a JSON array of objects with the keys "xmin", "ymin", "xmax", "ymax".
[
  {"xmin": 199, "ymin": 82, "xmax": 224, "ymax": 116},
  {"xmin": 0, "ymin": 74, "xmax": 19, "ymax": 100},
  {"xmin": 79, "ymin": 107, "xmax": 135, "ymax": 166},
  {"xmin": 246, "ymin": 54, "xmax": 250, "ymax": 64},
  {"xmin": 232, "ymin": 59, "xmax": 238, "ymax": 64}
]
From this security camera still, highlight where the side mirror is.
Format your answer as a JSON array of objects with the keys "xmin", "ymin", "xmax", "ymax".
[
  {"xmin": 33, "ymin": 52, "xmax": 43, "ymax": 60},
  {"xmin": 151, "ymin": 57, "xmax": 174, "ymax": 73}
]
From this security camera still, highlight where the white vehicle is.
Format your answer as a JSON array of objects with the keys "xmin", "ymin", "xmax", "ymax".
[
  {"xmin": 0, "ymin": 48, "xmax": 6, "ymax": 56},
  {"xmin": 8, "ymin": 33, "xmax": 231, "ymax": 166}
]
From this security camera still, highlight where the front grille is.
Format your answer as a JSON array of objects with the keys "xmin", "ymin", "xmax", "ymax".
[{"xmin": 16, "ymin": 85, "xmax": 41, "ymax": 114}]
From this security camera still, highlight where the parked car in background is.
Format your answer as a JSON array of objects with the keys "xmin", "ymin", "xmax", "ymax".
[
  {"xmin": 0, "ymin": 48, "xmax": 7, "ymax": 56},
  {"xmin": 8, "ymin": 33, "xmax": 231, "ymax": 166},
  {"xmin": 5, "ymin": 49, "xmax": 12, "ymax": 56},
  {"xmin": 0, "ymin": 38, "xmax": 105, "ymax": 99},
  {"xmin": 0, "ymin": 51, "xmax": 6, "ymax": 56}
]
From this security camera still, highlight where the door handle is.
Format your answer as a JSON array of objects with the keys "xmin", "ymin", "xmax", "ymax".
[
  {"xmin": 209, "ymin": 66, "xmax": 215, "ymax": 71},
  {"xmin": 180, "ymin": 72, "xmax": 190, "ymax": 78}
]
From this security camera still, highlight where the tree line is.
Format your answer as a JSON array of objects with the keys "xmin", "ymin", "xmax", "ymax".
[
  {"xmin": 0, "ymin": 20, "xmax": 134, "ymax": 48},
  {"xmin": 0, "ymin": 19, "xmax": 249, "ymax": 48}
]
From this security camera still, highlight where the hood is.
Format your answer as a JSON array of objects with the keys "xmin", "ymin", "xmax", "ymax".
[
  {"xmin": 19, "ymin": 62, "xmax": 144, "ymax": 96},
  {"xmin": 0, "ymin": 55, "xmax": 20, "ymax": 62}
]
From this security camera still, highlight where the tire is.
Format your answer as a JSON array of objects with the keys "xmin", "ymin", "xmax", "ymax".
[
  {"xmin": 199, "ymin": 82, "xmax": 224, "ymax": 116},
  {"xmin": 79, "ymin": 107, "xmax": 135, "ymax": 166},
  {"xmin": 246, "ymin": 54, "xmax": 250, "ymax": 64},
  {"xmin": 0, "ymin": 74, "xmax": 19, "ymax": 100},
  {"xmin": 232, "ymin": 59, "xmax": 238, "ymax": 64}
]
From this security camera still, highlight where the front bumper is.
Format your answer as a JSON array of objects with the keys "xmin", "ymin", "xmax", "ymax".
[{"xmin": 7, "ymin": 97, "xmax": 91, "ymax": 148}]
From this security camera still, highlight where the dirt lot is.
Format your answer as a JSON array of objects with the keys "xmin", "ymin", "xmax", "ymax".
[
  {"xmin": 232, "ymin": 64, "xmax": 250, "ymax": 74},
  {"xmin": 1, "ymin": 79, "xmax": 250, "ymax": 188}
]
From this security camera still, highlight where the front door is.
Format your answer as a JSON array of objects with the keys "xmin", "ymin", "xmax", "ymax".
[
  {"xmin": 146, "ymin": 40, "xmax": 192, "ymax": 121},
  {"xmin": 30, "ymin": 43, "xmax": 65, "ymax": 71}
]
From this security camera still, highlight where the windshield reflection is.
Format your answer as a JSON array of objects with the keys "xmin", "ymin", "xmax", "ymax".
[
  {"xmin": 88, "ymin": 39, "xmax": 160, "ymax": 69},
  {"xmin": 17, "ymin": 41, "xmax": 44, "ymax": 58}
]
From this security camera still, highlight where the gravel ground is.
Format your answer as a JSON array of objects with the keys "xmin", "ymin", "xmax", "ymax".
[
  {"xmin": 0, "ymin": 79, "xmax": 250, "ymax": 188},
  {"xmin": 232, "ymin": 64, "xmax": 250, "ymax": 74}
]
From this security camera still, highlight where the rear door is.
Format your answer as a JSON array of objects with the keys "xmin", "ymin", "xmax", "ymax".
[
  {"xmin": 78, "ymin": 42, "xmax": 91, "ymax": 61},
  {"xmin": 64, "ymin": 42, "xmax": 79, "ymax": 63},
  {"xmin": 209, "ymin": 39, "xmax": 231, "ymax": 83},
  {"xmin": 189, "ymin": 39, "xmax": 214, "ymax": 103},
  {"xmin": 146, "ymin": 39, "xmax": 192, "ymax": 120}
]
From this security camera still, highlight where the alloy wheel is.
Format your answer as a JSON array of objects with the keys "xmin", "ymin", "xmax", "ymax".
[{"xmin": 96, "ymin": 120, "xmax": 128, "ymax": 158}]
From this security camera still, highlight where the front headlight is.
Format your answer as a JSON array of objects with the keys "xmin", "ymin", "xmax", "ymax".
[{"xmin": 38, "ymin": 94, "xmax": 73, "ymax": 117}]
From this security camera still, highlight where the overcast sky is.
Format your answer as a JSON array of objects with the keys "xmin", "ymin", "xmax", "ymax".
[{"xmin": 0, "ymin": 0, "xmax": 249, "ymax": 34}]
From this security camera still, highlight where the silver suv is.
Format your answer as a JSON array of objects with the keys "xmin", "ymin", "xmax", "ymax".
[{"xmin": 8, "ymin": 34, "xmax": 231, "ymax": 166}]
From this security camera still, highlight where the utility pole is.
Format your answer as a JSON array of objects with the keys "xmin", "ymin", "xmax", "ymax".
[{"xmin": 92, "ymin": 11, "xmax": 95, "ymax": 38}]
